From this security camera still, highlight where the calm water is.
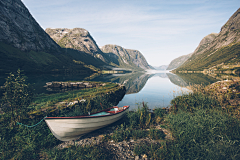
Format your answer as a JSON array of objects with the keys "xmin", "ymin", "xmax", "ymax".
[
  {"xmin": 117, "ymin": 73, "xmax": 189, "ymax": 110},
  {"xmin": 0, "ymin": 71, "xmax": 221, "ymax": 110}
]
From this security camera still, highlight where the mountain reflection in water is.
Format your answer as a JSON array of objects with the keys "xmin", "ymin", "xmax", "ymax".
[{"xmin": 0, "ymin": 71, "xmax": 228, "ymax": 110}]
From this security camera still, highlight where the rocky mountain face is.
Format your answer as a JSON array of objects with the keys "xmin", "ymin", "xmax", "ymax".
[
  {"xmin": 167, "ymin": 53, "xmax": 192, "ymax": 70},
  {"xmin": 46, "ymin": 28, "xmax": 152, "ymax": 71},
  {"xmin": 175, "ymin": 8, "xmax": 240, "ymax": 72},
  {"xmin": 0, "ymin": 0, "xmax": 151, "ymax": 73},
  {"xmin": 101, "ymin": 44, "xmax": 152, "ymax": 70},
  {"xmin": 0, "ymin": 0, "xmax": 61, "ymax": 52},
  {"xmin": 0, "ymin": 0, "xmax": 99, "ymax": 73},
  {"xmin": 192, "ymin": 33, "xmax": 219, "ymax": 56},
  {"xmin": 168, "ymin": 33, "xmax": 218, "ymax": 70},
  {"xmin": 45, "ymin": 28, "xmax": 107, "ymax": 62}
]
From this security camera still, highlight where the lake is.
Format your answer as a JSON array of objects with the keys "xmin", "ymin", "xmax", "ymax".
[{"xmin": 1, "ymin": 70, "xmax": 229, "ymax": 110}]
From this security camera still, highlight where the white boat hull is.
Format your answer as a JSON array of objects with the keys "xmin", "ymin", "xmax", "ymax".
[{"xmin": 45, "ymin": 106, "xmax": 129, "ymax": 141}]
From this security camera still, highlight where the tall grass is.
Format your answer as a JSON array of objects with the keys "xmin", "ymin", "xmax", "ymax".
[
  {"xmin": 165, "ymin": 109, "xmax": 240, "ymax": 159},
  {"xmin": 102, "ymin": 103, "xmax": 166, "ymax": 142}
]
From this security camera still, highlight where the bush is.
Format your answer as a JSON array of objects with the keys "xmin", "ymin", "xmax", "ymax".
[{"xmin": 2, "ymin": 69, "xmax": 33, "ymax": 123}]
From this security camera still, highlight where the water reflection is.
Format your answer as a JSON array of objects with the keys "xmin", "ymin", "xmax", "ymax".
[
  {"xmin": 1, "ymin": 71, "xmax": 236, "ymax": 110},
  {"xmin": 117, "ymin": 72, "xmax": 190, "ymax": 110},
  {"xmin": 89, "ymin": 72, "xmax": 154, "ymax": 94}
]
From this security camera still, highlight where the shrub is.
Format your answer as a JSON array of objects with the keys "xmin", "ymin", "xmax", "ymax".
[{"xmin": 2, "ymin": 69, "xmax": 33, "ymax": 123}]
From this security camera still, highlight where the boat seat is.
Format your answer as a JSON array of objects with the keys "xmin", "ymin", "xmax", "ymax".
[{"xmin": 90, "ymin": 111, "xmax": 110, "ymax": 116}]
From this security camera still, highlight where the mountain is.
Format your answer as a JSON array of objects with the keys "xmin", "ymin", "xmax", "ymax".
[
  {"xmin": 192, "ymin": 33, "xmax": 219, "ymax": 56},
  {"xmin": 46, "ymin": 28, "xmax": 152, "ymax": 71},
  {"xmin": 168, "ymin": 33, "xmax": 218, "ymax": 70},
  {"xmin": 175, "ymin": 8, "xmax": 240, "ymax": 72},
  {"xmin": 154, "ymin": 65, "xmax": 168, "ymax": 70},
  {"xmin": 0, "ymin": 0, "xmax": 61, "ymax": 52},
  {"xmin": 0, "ymin": 0, "xmax": 101, "ymax": 74},
  {"xmin": 100, "ymin": 44, "xmax": 152, "ymax": 70},
  {"xmin": 45, "ymin": 28, "xmax": 107, "ymax": 63},
  {"xmin": 0, "ymin": 0, "xmax": 152, "ymax": 73},
  {"xmin": 167, "ymin": 53, "xmax": 192, "ymax": 70}
]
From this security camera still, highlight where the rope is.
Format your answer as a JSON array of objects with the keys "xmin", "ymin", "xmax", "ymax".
[{"xmin": 16, "ymin": 116, "xmax": 47, "ymax": 128}]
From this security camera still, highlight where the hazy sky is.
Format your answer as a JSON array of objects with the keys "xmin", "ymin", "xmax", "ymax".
[{"xmin": 22, "ymin": 0, "xmax": 240, "ymax": 66}]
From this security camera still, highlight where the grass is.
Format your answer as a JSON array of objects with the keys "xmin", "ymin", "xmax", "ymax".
[
  {"xmin": 41, "ymin": 145, "xmax": 112, "ymax": 160},
  {"xmin": 0, "ymin": 79, "xmax": 125, "ymax": 160},
  {"xmin": 28, "ymin": 82, "xmax": 123, "ymax": 117},
  {"xmin": 102, "ymin": 102, "xmax": 167, "ymax": 142},
  {"xmin": 165, "ymin": 109, "xmax": 240, "ymax": 159},
  {"xmin": 175, "ymin": 41, "xmax": 240, "ymax": 72},
  {"xmin": 1, "ymin": 76, "xmax": 240, "ymax": 159}
]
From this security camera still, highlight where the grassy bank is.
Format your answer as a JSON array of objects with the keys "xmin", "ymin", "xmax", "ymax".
[{"xmin": 1, "ymin": 72, "xmax": 240, "ymax": 159}]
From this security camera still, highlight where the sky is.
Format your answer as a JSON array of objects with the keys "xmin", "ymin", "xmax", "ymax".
[{"xmin": 21, "ymin": 0, "xmax": 240, "ymax": 67}]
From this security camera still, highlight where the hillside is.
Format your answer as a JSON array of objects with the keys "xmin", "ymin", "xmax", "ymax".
[
  {"xmin": 0, "ymin": 0, "xmax": 60, "ymax": 52},
  {"xmin": 0, "ymin": 0, "xmax": 101, "ymax": 73},
  {"xmin": 167, "ymin": 53, "xmax": 192, "ymax": 70},
  {"xmin": 46, "ymin": 28, "xmax": 152, "ymax": 71},
  {"xmin": 168, "ymin": 33, "xmax": 218, "ymax": 71},
  {"xmin": 101, "ymin": 44, "xmax": 152, "ymax": 70},
  {"xmin": 175, "ymin": 8, "xmax": 240, "ymax": 72}
]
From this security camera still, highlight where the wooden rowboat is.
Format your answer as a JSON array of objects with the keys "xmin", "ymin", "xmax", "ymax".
[{"xmin": 44, "ymin": 106, "xmax": 129, "ymax": 141}]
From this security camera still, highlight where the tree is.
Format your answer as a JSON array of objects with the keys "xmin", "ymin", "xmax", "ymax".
[{"xmin": 2, "ymin": 69, "xmax": 33, "ymax": 123}]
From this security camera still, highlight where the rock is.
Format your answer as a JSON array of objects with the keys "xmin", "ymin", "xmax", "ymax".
[
  {"xmin": 61, "ymin": 82, "xmax": 68, "ymax": 88},
  {"xmin": 0, "ymin": 0, "xmax": 61, "ymax": 52},
  {"xmin": 86, "ymin": 84, "xmax": 93, "ymax": 88},
  {"xmin": 101, "ymin": 44, "xmax": 152, "ymax": 70},
  {"xmin": 142, "ymin": 154, "xmax": 147, "ymax": 158},
  {"xmin": 45, "ymin": 28, "xmax": 107, "ymax": 62}
]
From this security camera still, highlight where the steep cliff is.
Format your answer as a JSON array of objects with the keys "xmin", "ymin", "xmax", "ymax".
[
  {"xmin": 101, "ymin": 44, "xmax": 152, "ymax": 70},
  {"xmin": 0, "ymin": 0, "xmax": 105, "ymax": 73},
  {"xmin": 45, "ymin": 28, "xmax": 107, "ymax": 62},
  {"xmin": 175, "ymin": 8, "xmax": 240, "ymax": 72},
  {"xmin": 0, "ymin": 0, "xmax": 60, "ymax": 52}
]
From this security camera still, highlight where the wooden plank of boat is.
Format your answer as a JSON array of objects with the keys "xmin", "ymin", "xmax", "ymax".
[{"xmin": 44, "ymin": 106, "xmax": 129, "ymax": 141}]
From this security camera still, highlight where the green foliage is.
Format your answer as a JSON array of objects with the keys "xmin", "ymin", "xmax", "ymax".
[
  {"xmin": 0, "ymin": 42, "xmax": 99, "ymax": 74},
  {"xmin": 2, "ymin": 69, "xmax": 33, "ymax": 123},
  {"xmin": 133, "ymin": 142, "xmax": 167, "ymax": 159},
  {"xmin": 176, "ymin": 41, "xmax": 240, "ymax": 71},
  {"xmin": 170, "ymin": 92, "xmax": 222, "ymax": 113},
  {"xmin": 0, "ymin": 115, "xmax": 59, "ymax": 160},
  {"xmin": 59, "ymin": 93, "xmax": 115, "ymax": 117},
  {"xmin": 29, "ymin": 82, "xmax": 121, "ymax": 116},
  {"xmin": 42, "ymin": 145, "xmax": 111, "ymax": 160},
  {"xmin": 165, "ymin": 109, "xmax": 240, "ymax": 159},
  {"xmin": 149, "ymin": 128, "xmax": 166, "ymax": 140},
  {"xmin": 0, "ymin": 74, "xmax": 123, "ymax": 159},
  {"xmin": 102, "ymin": 103, "xmax": 167, "ymax": 142},
  {"xmin": 138, "ymin": 102, "xmax": 152, "ymax": 129}
]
